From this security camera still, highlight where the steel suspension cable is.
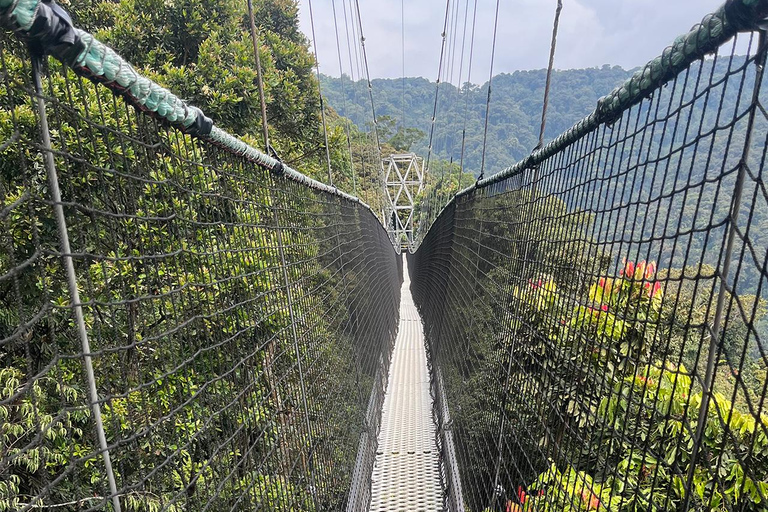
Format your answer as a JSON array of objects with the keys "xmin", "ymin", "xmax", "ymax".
[
  {"xmin": 245, "ymin": 0, "xmax": 270, "ymax": 153},
  {"xmin": 434, "ymin": 0, "xmax": 464, "ymax": 224},
  {"xmin": 330, "ymin": 0, "xmax": 358, "ymax": 195},
  {"xmin": 342, "ymin": 0, "xmax": 371, "ymax": 205},
  {"xmin": 444, "ymin": 0, "xmax": 470, "ymax": 208},
  {"xmin": 354, "ymin": 0, "xmax": 387, "ymax": 220},
  {"xmin": 425, "ymin": 0, "xmax": 453, "ymax": 176},
  {"xmin": 458, "ymin": 0, "xmax": 478, "ymax": 187},
  {"xmin": 307, "ymin": 0, "xmax": 334, "ymax": 186},
  {"xmin": 435, "ymin": 0, "xmax": 460, "ymax": 216},
  {"xmin": 422, "ymin": 0, "xmax": 453, "ymax": 237},
  {"xmin": 478, "ymin": 0, "xmax": 501, "ymax": 181},
  {"xmin": 401, "ymin": 0, "xmax": 406, "ymax": 131},
  {"xmin": 538, "ymin": 0, "xmax": 564, "ymax": 148}
]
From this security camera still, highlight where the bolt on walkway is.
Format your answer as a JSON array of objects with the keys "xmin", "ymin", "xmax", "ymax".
[{"xmin": 369, "ymin": 261, "xmax": 442, "ymax": 511}]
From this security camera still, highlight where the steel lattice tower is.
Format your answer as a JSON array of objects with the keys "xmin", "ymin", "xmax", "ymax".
[{"xmin": 383, "ymin": 153, "xmax": 425, "ymax": 252}]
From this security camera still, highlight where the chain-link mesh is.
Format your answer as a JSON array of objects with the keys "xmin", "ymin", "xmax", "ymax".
[
  {"xmin": 411, "ymin": 12, "xmax": 768, "ymax": 512},
  {"xmin": 0, "ymin": 27, "xmax": 401, "ymax": 511}
]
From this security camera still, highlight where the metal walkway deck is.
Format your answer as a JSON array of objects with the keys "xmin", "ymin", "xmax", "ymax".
[{"xmin": 369, "ymin": 263, "xmax": 442, "ymax": 511}]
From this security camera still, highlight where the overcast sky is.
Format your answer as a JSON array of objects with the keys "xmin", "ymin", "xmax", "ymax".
[{"xmin": 297, "ymin": 0, "xmax": 725, "ymax": 83}]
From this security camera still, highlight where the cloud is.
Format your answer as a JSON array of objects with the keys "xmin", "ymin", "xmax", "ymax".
[{"xmin": 298, "ymin": 0, "xmax": 726, "ymax": 81}]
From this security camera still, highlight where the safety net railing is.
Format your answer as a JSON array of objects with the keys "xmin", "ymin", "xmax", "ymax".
[
  {"xmin": 0, "ymin": 2, "xmax": 402, "ymax": 511},
  {"xmin": 410, "ymin": 1, "xmax": 768, "ymax": 511}
]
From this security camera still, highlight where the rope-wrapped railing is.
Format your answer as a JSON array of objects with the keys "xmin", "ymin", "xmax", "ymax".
[{"xmin": 0, "ymin": 0, "xmax": 366, "ymax": 207}]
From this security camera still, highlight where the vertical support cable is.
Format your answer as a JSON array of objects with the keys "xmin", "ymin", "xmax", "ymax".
[
  {"xmin": 307, "ymin": 0, "xmax": 335, "ymax": 186},
  {"xmin": 682, "ymin": 29, "xmax": 768, "ymax": 509},
  {"xmin": 478, "ymin": 0, "xmax": 500, "ymax": 180},
  {"xmin": 457, "ymin": 0, "xmax": 478, "ymax": 193},
  {"xmin": 270, "ymin": 187, "xmax": 320, "ymax": 511},
  {"xmin": 445, "ymin": 0, "xmax": 471, "ymax": 200},
  {"xmin": 246, "ymin": 0, "xmax": 271, "ymax": 153},
  {"xmin": 538, "ymin": 0, "xmax": 563, "ymax": 147},
  {"xmin": 425, "ymin": 0, "xmax": 452, "ymax": 180},
  {"xmin": 31, "ymin": 56, "xmax": 122, "ymax": 512},
  {"xmin": 354, "ymin": 0, "xmax": 387, "ymax": 221},
  {"xmin": 330, "ymin": 0, "xmax": 358, "ymax": 195},
  {"xmin": 401, "ymin": 0, "xmax": 406, "ymax": 131}
]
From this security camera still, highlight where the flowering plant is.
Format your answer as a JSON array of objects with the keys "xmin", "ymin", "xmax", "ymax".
[{"xmin": 571, "ymin": 259, "xmax": 664, "ymax": 367}]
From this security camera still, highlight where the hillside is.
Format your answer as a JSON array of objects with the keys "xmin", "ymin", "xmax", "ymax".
[{"xmin": 321, "ymin": 66, "xmax": 634, "ymax": 175}]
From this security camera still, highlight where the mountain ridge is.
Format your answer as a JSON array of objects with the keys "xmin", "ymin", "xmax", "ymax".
[{"xmin": 320, "ymin": 65, "xmax": 636, "ymax": 174}]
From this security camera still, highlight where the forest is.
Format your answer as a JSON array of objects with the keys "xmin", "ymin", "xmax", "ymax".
[{"xmin": 320, "ymin": 67, "xmax": 634, "ymax": 175}]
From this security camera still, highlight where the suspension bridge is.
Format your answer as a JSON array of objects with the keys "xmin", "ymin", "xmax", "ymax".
[{"xmin": 2, "ymin": 0, "xmax": 768, "ymax": 511}]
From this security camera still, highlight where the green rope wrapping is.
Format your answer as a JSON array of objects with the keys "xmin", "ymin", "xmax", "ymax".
[
  {"xmin": 74, "ymin": 30, "xmax": 198, "ymax": 127},
  {"xmin": 1, "ymin": 0, "xmax": 39, "ymax": 30},
  {"xmin": 0, "ymin": 0, "xmax": 366, "ymax": 209},
  {"xmin": 463, "ymin": 0, "xmax": 768, "ymax": 194}
]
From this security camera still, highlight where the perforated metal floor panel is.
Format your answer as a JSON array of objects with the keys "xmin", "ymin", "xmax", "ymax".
[{"xmin": 369, "ymin": 262, "xmax": 442, "ymax": 511}]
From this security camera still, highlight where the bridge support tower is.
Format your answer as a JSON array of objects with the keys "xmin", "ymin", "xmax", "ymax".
[{"xmin": 383, "ymin": 153, "xmax": 425, "ymax": 252}]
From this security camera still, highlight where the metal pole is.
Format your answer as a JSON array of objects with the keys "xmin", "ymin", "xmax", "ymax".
[
  {"xmin": 246, "ymin": 0, "xmax": 271, "ymax": 153},
  {"xmin": 31, "ymin": 56, "xmax": 122, "ymax": 512}
]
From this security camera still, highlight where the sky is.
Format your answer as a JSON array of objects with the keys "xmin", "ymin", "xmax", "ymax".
[{"xmin": 297, "ymin": 0, "xmax": 726, "ymax": 84}]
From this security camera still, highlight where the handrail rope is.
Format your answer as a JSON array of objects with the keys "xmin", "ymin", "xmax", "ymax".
[{"xmin": 0, "ymin": 0, "xmax": 376, "ymax": 211}]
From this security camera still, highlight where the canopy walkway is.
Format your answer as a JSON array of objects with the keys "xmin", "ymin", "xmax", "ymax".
[
  {"xmin": 3, "ymin": 0, "xmax": 768, "ymax": 511},
  {"xmin": 369, "ymin": 263, "xmax": 441, "ymax": 511}
]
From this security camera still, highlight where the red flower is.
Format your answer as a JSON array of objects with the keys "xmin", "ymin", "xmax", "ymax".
[
  {"xmin": 598, "ymin": 277, "xmax": 606, "ymax": 288},
  {"xmin": 518, "ymin": 485, "xmax": 527, "ymax": 504},
  {"xmin": 624, "ymin": 260, "xmax": 635, "ymax": 279},
  {"xmin": 645, "ymin": 262, "xmax": 657, "ymax": 279},
  {"xmin": 600, "ymin": 304, "xmax": 609, "ymax": 312},
  {"xmin": 581, "ymin": 490, "xmax": 602, "ymax": 510}
]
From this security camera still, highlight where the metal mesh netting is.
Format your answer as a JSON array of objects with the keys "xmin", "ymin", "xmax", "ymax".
[
  {"xmin": 410, "ymin": 25, "xmax": 768, "ymax": 512},
  {"xmin": 0, "ymin": 30, "xmax": 401, "ymax": 511}
]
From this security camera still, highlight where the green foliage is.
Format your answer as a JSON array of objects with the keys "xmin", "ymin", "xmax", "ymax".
[
  {"xmin": 508, "ymin": 257, "xmax": 768, "ymax": 511},
  {"xmin": 66, "ymin": 0, "xmax": 349, "ymax": 188},
  {"xmin": 0, "ymin": 0, "xmax": 397, "ymax": 507},
  {"xmin": 428, "ymin": 185, "xmax": 768, "ymax": 511}
]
